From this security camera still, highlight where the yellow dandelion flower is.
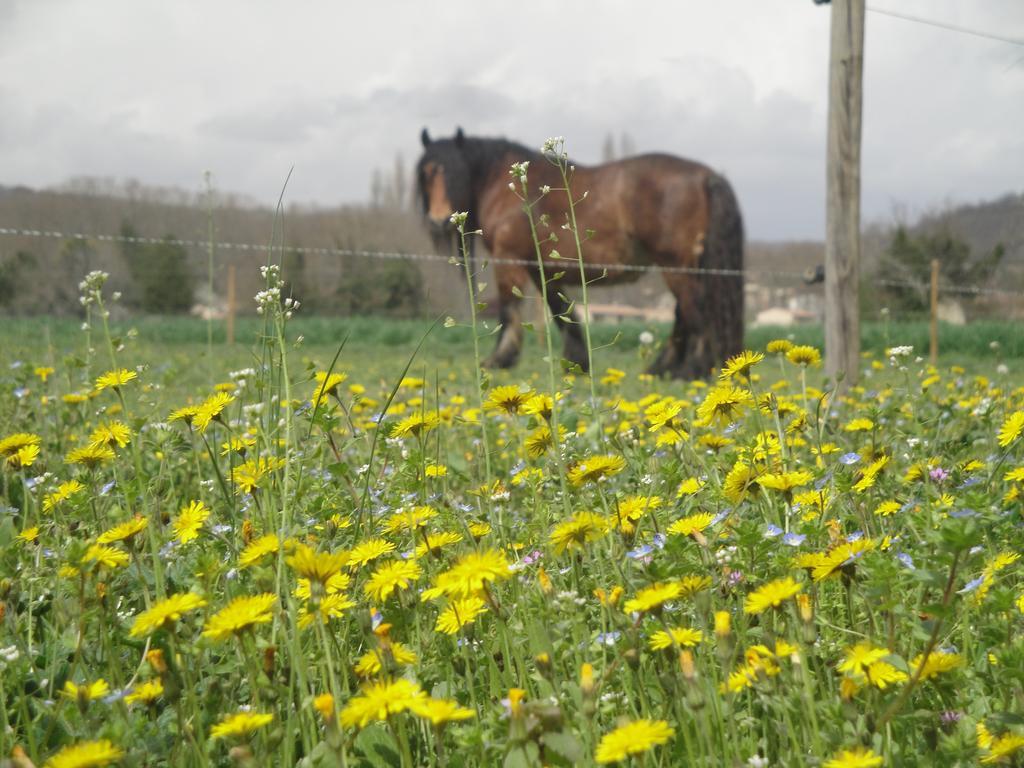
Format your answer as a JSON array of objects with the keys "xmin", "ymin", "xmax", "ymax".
[
  {"xmin": 648, "ymin": 627, "xmax": 703, "ymax": 650},
  {"xmin": 415, "ymin": 531, "xmax": 463, "ymax": 557},
  {"xmin": 391, "ymin": 411, "xmax": 440, "ymax": 438},
  {"xmin": 286, "ymin": 543, "xmax": 349, "ymax": 584},
  {"xmin": 910, "ymin": 650, "xmax": 963, "ymax": 680},
  {"xmin": 696, "ymin": 385, "xmax": 753, "ymax": 426},
  {"xmin": 485, "ymin": 385, "xmax": 533, "ymax": 415},
  {"xmin": 758, "ymin": 470, "xmax": 814, "ymax": 494},
  {"xmin": 298, "ymin": 593, "xmax": 357, "ymax": 628},
  {"xmin": 719, "ymin": 350, "xmax": 764, "ymax": 381},
  {"xmin": 865, "ymin": 661, "xmax": 908, "ymax": 689},
  {"xmin": 43, "ymin": 479, "xmax": 85, "ymax": 511},
  {"xmin": 231, "ymin": 456, "xmax": 285, "ymax": 495},
  {"xmin": 410, "ymin": 697, "xmax": 475, "ymax": 726},
  {"xmin": 239, "ymin": 534, "xmax": 280, "ymax": 568},
  {"xmin": 62, "ymin": 679, "xmax": 111, "ymax": 702},
  {"xmin": 766, "ymin": 339, "xmax": 793, "ymax": 355},
  {"xmin": 95, "ymin": 368, "xmax": 137, "ymax": 392},
  {"xmin": 42, "ymin": 739, "xmax": 124, "ymax": 768},
  {"xmin": 998, "ymin": 411, "xmax": 1024, "ymax": 448},
  {"xmin": 382, "ymin": 505, "xmax": 438, "ymax": 534},
  {"xmin": 595, "ymin": 719, "xmax": 675, "ymax": 764},
  {"xmin": 364, "ymin": 560, "xmax": 423, "ymax": 602},
  {"xmin": 347, "ymin": 538, "xmax": 397, "ymax": 569},
  {"xmin": 677, "ymin": 477, "xmax": 704, "ymax": 496},
  {"xmin": 6, "ymin": 442, "xmax": 40, "ymax": 469},
  {"xmin": 193, "ymin": 392, "xmax": 235, "ymax": 433},
  {"xmin": 210, "ymin": 711, "xmax": 274, "ymax": 739},
  {"xmin": 294, "ymin": 571, "xmax": 351, "ymax": 601},
  {"xmin": 843, "ymin": 417, "xmax": 874, "ymax": 432},
  {"xmin": 567, "ymin": 454, "xmax": 626, "ymax": 486},
  {"xmin": 786, "ymin": 345, "xmax": 822, "ymax": 367},
  {"xmin": 168, "ymin": 405, "xmax": 201, "ymax": 425},
  {"xmin": 130, "ymin": 592, "xmax": 208, "ymax": 638},
  {"xmin": 837, "ymin": 642, "xmax": 890, "ymax": 677},
  {"xmin": 744, "ymin": 577, "xmax": 803, "ymax": 614},
  {"xmin": 173, "ymin": 500, "xmax": 211, "ymax": 544},
  {"xmin": 667, "ymin": 511, "xmax": 716, "ymax": 538},
  {"xmin": 624, "ymin": 581, "xmax": 686, "ymax": 614},
  {"xmin": 65, "ymin": 444, "xmax": 115, "ymax": 468},
  {"xmin": 340, "ymin": 678, "xmax": 425, "ymax": 729},
  {"xmin": 522, "ymin": 392, "xmax": 554, "ymax": 419},
  {"xmin": 822, "ymin": 747, "xmax": 883, "ymax": 768},
  {"xmin": 313, "ymin": 371, "xmax": 348, "ymax": 405},
  {"xmin": 354, "ymin": 642, "xmax": 418, "ymax": 676},
  {"xmin": 124, "ymin": 678, "xmax": 164, "ymax": 705},
  {"xmin": 429, "ymin": 548, "xmax": 511, "ymax": 597},
  {"xmin": 435, "ymin": 596, "xmax": 488, "ymax": 634},
  {"xmin": 96, "ymin": 516, "xmax": 148, "ymax": 544},
  {"xmin": 549, "ymin": 511, "xmax": 609, "ymax": 554},
  {"xmin": 81, "ymin": 544, "xmax": 129, "ymax": 570},
  {"xmin": 722, "ymin": 461, "xmax": 758, "ymax": 503},
  {"xmin": 88, "ymin": 421, "xmax": 132, "ymax": 449},
  {"xmin": 202, "ymin": 593, "xmax": 276, "ymax": 641}
]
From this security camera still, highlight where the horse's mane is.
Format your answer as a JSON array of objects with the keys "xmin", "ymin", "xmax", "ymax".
[{"xmin": 457, "ymin": 135, "xmax": 541, "ymax": 180}]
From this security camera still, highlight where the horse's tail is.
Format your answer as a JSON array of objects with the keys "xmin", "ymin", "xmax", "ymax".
[{"xmin": 702, "ymin": 172, "xmax": 745, "ymax": 368}]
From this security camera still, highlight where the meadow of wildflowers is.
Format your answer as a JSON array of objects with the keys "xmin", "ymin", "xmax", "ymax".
[{"xmin": 2, "ymin": 266, "xmax": 1024, "ymax": 768}]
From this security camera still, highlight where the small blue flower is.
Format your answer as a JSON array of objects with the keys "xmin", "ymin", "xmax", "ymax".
[
  {"xmin": 594, "ymin": 631, "xmax": 621, "ymax": 646},
  {"xmin": 100, "ymin": 481, "xmax": 116, "ymax": 496},
  {"xmin": 764, "ymin": 524, "xmax": 783, "ymax": 538},
  {"xmin": 957, "ymin": 476, "xmax": 980, "ymax": 489},
  {"xmin": 958, "ymin": 576, "xmax": 985, "ymax": 594},
  {"xmin": 782, "ymin": 532, "xmax": 806, "ymax": 547},
  {"xmin": 847, "ymin": 530, "xmax": 864, "ymax": 542},
  {"xmin": 13, "ymin": 387, "xmax": 28, "ymax": 399},
  {"xmin": 896, "ymin": 552, "xmax": 915, "ymax": 570},
  {"xmin": 652, "ymin": 533, "xmax": 667, "ymax": 549},
  {"xmin": 840, "ymin": 452, "xmax": 861, "ymax": 466},
  {"xmin": 949, "ymin": 508, "xmax": 976, "ymax": 518},
  {"xmin": 627, "ymin": 544, "xmax": 654, "ymax": 559}
]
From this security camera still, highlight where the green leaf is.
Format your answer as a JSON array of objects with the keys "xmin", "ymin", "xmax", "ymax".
[
  {"xmin": 541, "ymin": 731, "xmax": 583, "ymax": 763},
  {"xmin": 354, "ymin": 724, "xmax": 401, "ymax": 768},
  {"xmin": 503, "ymin": 743, "xmax": 540, "ymax": 768}
]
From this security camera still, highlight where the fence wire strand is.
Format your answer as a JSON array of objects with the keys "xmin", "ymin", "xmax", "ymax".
[{"xmin": 1, "ymin": 225, "xmax": 1022, "ymax": 299}]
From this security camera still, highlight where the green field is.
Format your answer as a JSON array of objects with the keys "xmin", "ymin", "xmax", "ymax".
[{"xmin": 2, "ymin": 303, "xmax": 1024, "ymax": 767}]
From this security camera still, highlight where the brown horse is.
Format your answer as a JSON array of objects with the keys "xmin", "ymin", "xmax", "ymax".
[{"xmin": 416, "ymin": 128, "xmax": 744, "ymax": 379}]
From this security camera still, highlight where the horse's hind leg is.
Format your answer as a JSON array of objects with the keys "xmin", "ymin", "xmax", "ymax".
[
  {"xmin": 647, "ymin": 302, "xmax": 688, "ymax": 376},
  {"xmin": 651, "ymin": 275, "xmax": 712, "ymax": 380},
  {"xmin": 544, "ymin": 287, "xmax": 589, "ymax": 373},
  {"xmin": 483, "ymin": 264, "xmax": 529, "ymax": 369}
]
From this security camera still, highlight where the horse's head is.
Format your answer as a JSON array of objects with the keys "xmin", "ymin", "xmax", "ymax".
[{"xmin": 416, "ymin": 127, "xmax": 474, "ymax": 250}]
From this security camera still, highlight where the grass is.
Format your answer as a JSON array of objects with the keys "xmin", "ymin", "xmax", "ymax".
[{"xmin": 2, "ymin": 292, "xmax": 1024, "ymax": 767}]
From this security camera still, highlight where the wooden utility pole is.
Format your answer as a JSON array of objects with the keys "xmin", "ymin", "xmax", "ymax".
[
  {"xmin": 823, "ymin": 0, "xmax": 865, "ymax": 386},
  {"xmin": 929, "ymin": 258, "xmax": 939, "ymax": 364},
  {"xmin": 226, "ymin": 264, "xmax": 236, "ymax": 345}
]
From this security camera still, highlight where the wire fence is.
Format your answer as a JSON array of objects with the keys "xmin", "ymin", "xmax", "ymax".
[{"xmin": 2, "ymin": 224, "xmax": 1022, "ymax": 300}]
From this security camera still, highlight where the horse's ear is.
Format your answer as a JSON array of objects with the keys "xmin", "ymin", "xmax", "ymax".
[
  {"xmin": 420, "ymin": 128, "xmax": 431, "ymax": 148},
  {"xmin": 454, "ymin": 127, "xmax": 465, "ymax": 148}
]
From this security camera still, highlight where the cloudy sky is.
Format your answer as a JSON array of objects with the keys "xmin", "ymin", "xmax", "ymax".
[{"xmin": 1, "ymin": 0, "xmax": 1021, "ymax": 239}]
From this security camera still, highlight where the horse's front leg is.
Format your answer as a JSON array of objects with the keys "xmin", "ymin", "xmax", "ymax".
[
  {"xmin": 543, "ymin": 287, "xmax": 589, "ymax": 373},
  {"xmin": 483, "ymin": 264, "xmax": 529, "ymax": 369}
]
